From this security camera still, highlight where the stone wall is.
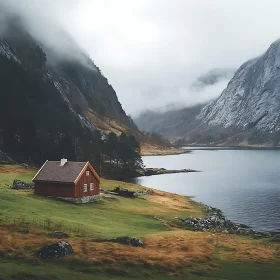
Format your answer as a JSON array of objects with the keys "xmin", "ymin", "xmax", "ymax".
[{"xmin": 54, "ymin": 195, "xmax": 100, "ymax": 204}]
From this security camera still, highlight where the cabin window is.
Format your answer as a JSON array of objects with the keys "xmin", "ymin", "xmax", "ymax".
[
  {"xmin": 84, "ymin": 184, "xmax": 87, "ymax": 192},
  {"xmin": 86, "ymin": 171, "xmax": 89, "ymax": 176},
  {"xmin": 90, "ymin": 183, "xmax": 94, "ymax": 191}
]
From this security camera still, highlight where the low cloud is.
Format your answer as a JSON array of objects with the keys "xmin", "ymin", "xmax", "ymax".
[
  {"xmin": 0, "ymin": 0, "xmax": 96, "ymax": 70},
  {"xmin": 192, "ymin": 68, "xmax": 236, "ymax": 89},
  {"xmin": 133, "ymin": 77, "xmax": 230, "ymax": 116},
  {"xmin": 1, "ymin": 0, "xmax": 280, "ymax": 116}
]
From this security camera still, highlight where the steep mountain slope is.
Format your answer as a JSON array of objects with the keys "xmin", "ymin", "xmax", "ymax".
[
  {"xmin": 198, "ymin": 39, "xmax": 280, "ymax": 132},
  {"xmin": 0, "ymin": 16, "xmax": 136, "ymax": 132},
  {"xmin": 136, "ymin": 39, "xmax": 280, "ymax": 146},
  {"xmin": 0, "ymin": 14, "xmax": 141, "ymax": 162}
]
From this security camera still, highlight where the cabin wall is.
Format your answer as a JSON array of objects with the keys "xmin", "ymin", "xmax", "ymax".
[
  {"xmin": 34, "ymin": 182, "xmax": 75, "ymax": 197},
  {"xmin": 75, "ymin": 166, "xmax": 100, "ymax": 197}
]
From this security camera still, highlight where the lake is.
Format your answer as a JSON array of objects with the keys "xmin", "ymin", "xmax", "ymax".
[{"xmin": 133, "ymin": 148, "xmax": 280, "ymax": 233}]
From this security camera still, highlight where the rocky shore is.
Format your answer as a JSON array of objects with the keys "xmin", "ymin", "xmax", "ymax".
[
  {"xmin": 181, "ymin": 205, "xmax": 279, "ymax": 239},
  {"xmin": 137, "ymin": 167, "xmax": 198, "ymax": 177}
]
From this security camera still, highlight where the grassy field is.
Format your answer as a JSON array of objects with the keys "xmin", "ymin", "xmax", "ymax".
[{"xmin": 0, "ymin": 164, "xmax": 279, "ymax": 279}]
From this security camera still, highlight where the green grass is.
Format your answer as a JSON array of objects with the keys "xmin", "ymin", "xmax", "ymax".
[
  {"xmin": 0, "ymin": 165, "xmax": 204, "ymax": 238},
  {"xmin": 0, "ymin": 167, "xmax": 34, "ymax": 186},
  {"xmin": 0, "ymin": 187, "xmax": 166, "ymax": 239},
  {"xmin": 212, "ymin": 260, "xmax": 280, "ymax": 280},
  {"xmin": 1, "ymin": 257, "xmax": 279, "ymax": 280},
  {"xmin": 0, "ymin": 165, "xmax": 279, "ymax": 279}
]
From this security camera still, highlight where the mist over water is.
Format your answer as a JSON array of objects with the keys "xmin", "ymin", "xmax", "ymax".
[{"xmin": 133, "ymin": 148, "xmax": 280, "ymax": 233}]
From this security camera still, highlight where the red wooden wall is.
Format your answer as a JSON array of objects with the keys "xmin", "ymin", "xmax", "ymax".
[
  {"xmin": 75, "ymin": 166, "xmax": 100, "ymax": 197},
  {"xmin": 34, "ymin": 182, "xmax": 75, "ymax": 197}
]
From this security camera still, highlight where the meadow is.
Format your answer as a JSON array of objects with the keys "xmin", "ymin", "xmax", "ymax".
[{"xmin": 0, "ymin": 165, "xmax": 279, "ymax": 279}]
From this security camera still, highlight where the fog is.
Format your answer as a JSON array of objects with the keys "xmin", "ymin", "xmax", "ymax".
[{"xmin": 1, "ymin": 0, "xmax": 280, "ymax": 116}]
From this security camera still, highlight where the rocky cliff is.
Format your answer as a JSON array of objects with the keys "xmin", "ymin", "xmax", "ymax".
[
  {"xmin": 136, "ymin": 39, "xmax": 280, "ymax": 146},
  {"xmin": 198, "ymin": 39, "xmax": 280, "ymax": 133}
]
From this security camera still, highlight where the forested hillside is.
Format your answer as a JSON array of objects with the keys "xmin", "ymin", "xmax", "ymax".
[{"xmin": 0, "ymin": 12, "xmax": 143, "ymax": 176}]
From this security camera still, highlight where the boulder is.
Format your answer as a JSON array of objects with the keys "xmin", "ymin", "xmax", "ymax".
[
  {"xmin": 112, "ymin": 187, "xmax": 136, "ymax": 198},
  {"xmin": 37, "ymin": 241, "xmax": 74, "ymax": 260},
  {"xmin": 11, "ymin": 179, "xmax": 34, "ymax": 190},
  {"xmin": 109, "ymin": 236, "xmax": 144, "ymax": 247}
]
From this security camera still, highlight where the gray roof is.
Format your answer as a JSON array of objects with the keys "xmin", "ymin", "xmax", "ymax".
[{"xmin": 33, "ymin": 161, "xmax": 87, "ymax": 183}]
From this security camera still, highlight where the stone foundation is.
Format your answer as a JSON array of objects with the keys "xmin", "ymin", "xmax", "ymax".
[{"xmin": 51, "ymin": 195, "xmax": 100, "ymax": 204}]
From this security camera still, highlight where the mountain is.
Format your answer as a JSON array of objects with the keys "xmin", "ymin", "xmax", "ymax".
[
  {"xmin": 198, "ymin": 39, "xmax": 280, "ymax": 132},
  {"xmin": 135, "ymin": 104, "xmax": 205, "ymax": 140},
  {"xmin": 136, "ymin": 39, "xmax": 280, "ymax": 146},
  {"xmin": 0, "ymin": 13, "xmax": 140, "ymax": 163}
]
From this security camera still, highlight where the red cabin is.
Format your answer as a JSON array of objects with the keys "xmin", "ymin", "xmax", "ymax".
[{"xmin": 33, "ymin": 159, "xmax": 100, "ymax": 203}]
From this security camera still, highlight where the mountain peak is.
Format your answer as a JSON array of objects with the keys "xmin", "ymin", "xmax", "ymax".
[{"xmin": 198, "ymin": 38, "xmax": 280, "ymax": 132}]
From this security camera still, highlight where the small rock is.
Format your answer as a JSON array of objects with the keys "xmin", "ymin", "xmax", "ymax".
[
  {"xmin": 20, "ymin": 163, "xmax": 30, "ymax": 169},
  {"xmin": 19, "ymin": 228, "xmax": 29, "ymax": 234},
  {"xmin": 37, "ymin": 241, "xmax": 74, "ymax": 260},
  {"xmin": 103, "ymin": 195, "xmax": 117, "ymax": 200},
  {"xmin": 51, "ymin": 231, "xmax": 69, "ymax": 238}
]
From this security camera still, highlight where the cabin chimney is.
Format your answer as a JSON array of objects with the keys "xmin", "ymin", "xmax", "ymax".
[{"xmin": 60, "ymin": 158, "xmax": 67, "ymax": 166}]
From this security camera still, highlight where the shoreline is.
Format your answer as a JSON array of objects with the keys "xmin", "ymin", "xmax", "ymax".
[
  {"xmin": 181, "ymin": 204, "xmax": 279, "ymax": 237},
  {"xmin": 136, "ymin": 167, "xmax": 198, "ymax": 177},
  {"xmin": 134, "ymin": 170, "xmax": 279, "ymax": 237},
  {"xmin": 140, "ymin": 143, "xmax": 190, "ymax": 156},
  {"xmin": 177, "ymin": 144, "xmax": 280, "ymax": 150}
]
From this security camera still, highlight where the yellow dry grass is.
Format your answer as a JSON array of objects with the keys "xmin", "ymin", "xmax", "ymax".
[
  {"xmin": 0, "ymin": 165, "xmax": 36, "ymax": 174},
  {"xmin": 100, "ymin": 179, "xmax": 202, "ymax": 219},
  {"xmin": 146, "ymin": 188, "xmax": 201, "ymax": 215},
  {"xmin": 213, "ymin": 234, "xmax": 279, "ymax": 262},
  {"xmin": 86, "ymin": 109, "xmax": 129, "ymax": 136},
  {"xmin": 140, "ymin": 142, "xmax": 187, "ymax": 156},
  {"xmin": 1, "ymin": 225, "xmax": 278, "ymax": 274}
]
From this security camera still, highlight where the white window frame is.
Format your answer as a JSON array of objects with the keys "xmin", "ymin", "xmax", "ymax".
[
  {"xmin": 83, "ymin": 184, "xmax": 87, "ymax": 192},
  {"xmin": 90, "ymin": 183, "xmax": 94, "ymax": 191},
  {"xmin": 86, "ymin": 171, "xmax": 89, "ymax": 176}
]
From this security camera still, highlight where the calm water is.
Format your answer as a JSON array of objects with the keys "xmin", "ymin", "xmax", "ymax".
[{"xmin": 133, "ymin": 148, "xmax": 280, "ymax": 233}]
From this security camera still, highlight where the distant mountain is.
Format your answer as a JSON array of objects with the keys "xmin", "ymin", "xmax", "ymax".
[
  {"xmin": 134, "ymin": 104, "xmax": 205, "ymax": 140},
  {"xmin": 0, "ymin": 13, "xmax": 140, "ymax": 163},
  {"xmin": 136, "ymin": 39, "xmax": 280, "ymax": 146}
]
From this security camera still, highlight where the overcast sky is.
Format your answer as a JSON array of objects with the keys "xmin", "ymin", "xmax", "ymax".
[{"xmin": 2, "ymin": 0, "xmax": 280, "ymax": 116}]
